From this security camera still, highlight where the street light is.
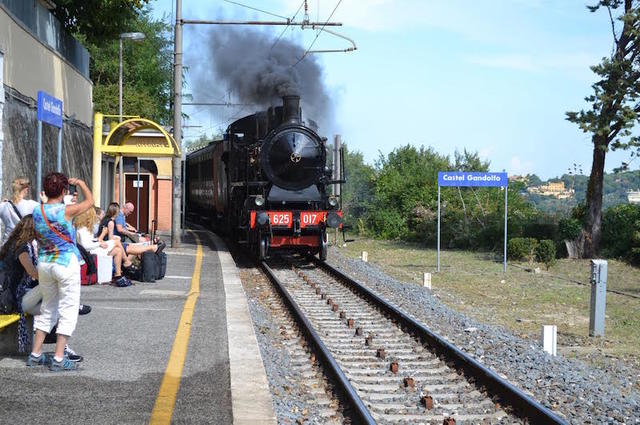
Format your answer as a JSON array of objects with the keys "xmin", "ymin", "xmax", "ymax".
[
  {"xmin": 118, "ymin": 32, "xmax": 145, "ymax": 208},
  {"xmin": 119, "ymin": 32, "xmax": 146, "ymax": 122}
]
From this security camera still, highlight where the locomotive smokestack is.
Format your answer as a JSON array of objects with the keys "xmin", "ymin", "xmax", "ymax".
[{"xmin": 282, "ymin": 95, "xmax": 301, "ymax": 124}]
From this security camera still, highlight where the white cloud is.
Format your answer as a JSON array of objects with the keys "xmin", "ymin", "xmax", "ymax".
[
  {"xmin": 467, "ymin": 52, "xmax": 599, "ymax": 76},
  {"xmin": 509, "ymin": 156, "xmax": 535, "ymax": 176}
]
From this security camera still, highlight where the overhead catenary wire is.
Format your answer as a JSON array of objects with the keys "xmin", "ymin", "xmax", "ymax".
[
  {"xmin": 293, "ymin": 0, "xmax": 343, "ymax": 67},
  {"xmin": 222, "ymin": 0, "xmax": 288, "ymax": 20},
  {"xmin": 271, "ymin": 0, "xmax": 306, "ymax": 51}
]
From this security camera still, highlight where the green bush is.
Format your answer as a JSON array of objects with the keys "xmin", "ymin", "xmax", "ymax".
[
  {"xmin": 507, "ymin": 237, "xmax": 538, "ymax": 262},
  {"xmin": 535, "ymin": 239, "xmax": 557, "ymax": 269},
  {"xmin": 601, "ymin": 204, "xmax": 640, "ymax": 259}
]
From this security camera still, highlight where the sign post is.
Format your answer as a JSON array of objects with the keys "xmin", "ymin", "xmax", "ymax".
[
  {"xmin": 36, "ymin": 91, "xmax": 63, "ymax": 195},
  {"xmin": 437, "ymin": 171, "xmax": 509, "ymax": 273}
]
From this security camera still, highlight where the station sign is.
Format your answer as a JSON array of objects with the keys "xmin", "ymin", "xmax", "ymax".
[
  {"xmin": 37, "ymin": 90, "xmax": 63, "ymax": 128},
  {"xmin": 438, "ymin": 171, "xmax": 508, "ymax": 187}
]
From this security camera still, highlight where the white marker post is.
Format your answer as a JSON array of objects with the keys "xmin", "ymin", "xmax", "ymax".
[
  {"xmin": 361, "ymin": 251, "xmax": 368, "ymax": 262},
  {"xmin": 541, "ymin": 325, "xmax": 557, "ymax": 356},
  {"xmin": 423, "ymin": 272, "xmax": 432, "ymax": 289}
]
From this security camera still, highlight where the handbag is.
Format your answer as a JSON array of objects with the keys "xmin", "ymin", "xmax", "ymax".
[
  {"xmin": 39, "ymin": 204, "xmax": 97, "ymax": 275},
  {"xmin": 0, "ymin": 268, "xmax": 16, "ymax": 314}
]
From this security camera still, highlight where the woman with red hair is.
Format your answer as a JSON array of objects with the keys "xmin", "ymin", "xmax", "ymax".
[{"xmin": 28, "ymin": 172, "xmax": 93, "ymax": 371}]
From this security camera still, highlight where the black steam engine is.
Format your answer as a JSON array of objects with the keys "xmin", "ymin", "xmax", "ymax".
[{"xmin": 186, "ymin": 95, "xmax": 343, "ymax": 260}]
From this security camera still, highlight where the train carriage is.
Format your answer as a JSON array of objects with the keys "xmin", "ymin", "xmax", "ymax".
[{"xmin": 186, "ymin": 95, "xmax": 343, "ymax": 260}]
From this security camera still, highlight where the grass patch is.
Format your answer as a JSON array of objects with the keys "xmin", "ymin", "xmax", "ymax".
[{"xmin": 339, "ymin": 238, "xmax": 640, "ymax": 369}]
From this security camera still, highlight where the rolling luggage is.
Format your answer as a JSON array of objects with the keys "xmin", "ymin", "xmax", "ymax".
[{"xmin": 141, "ymin": 251, "xmax": 160, "ymax": 282}]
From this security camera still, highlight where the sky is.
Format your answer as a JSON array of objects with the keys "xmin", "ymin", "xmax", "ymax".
[{"xmin": 149, "ymin": 0, "xmax": 631, "ymax": 180}]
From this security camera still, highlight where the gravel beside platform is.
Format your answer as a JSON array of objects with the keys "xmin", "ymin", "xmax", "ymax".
[
  {"xmin": 327, "ymin": 248, "xmax": 640, "ymax": 424},
  {"xmin": 240, "ymin": 268, "xmax": 344, "ymax": 424}
]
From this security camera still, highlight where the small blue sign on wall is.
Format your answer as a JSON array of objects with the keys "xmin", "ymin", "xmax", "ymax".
[
  {"xmin": 37, "ymin": 91, "xmax": 63, "ymax": 128},
  {"xmin": 438, "ymin": 171, "xmax": 508, "ymax": 187}
]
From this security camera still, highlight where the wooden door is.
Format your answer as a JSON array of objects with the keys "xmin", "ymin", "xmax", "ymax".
[{"xmin": 125, "ymin": 174, "xmax": 150, "ymax": 233}]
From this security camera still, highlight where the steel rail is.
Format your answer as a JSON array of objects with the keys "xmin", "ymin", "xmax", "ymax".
[
  {"xmin": 260, "ymin": 261, "xmax": 376, "ymax": 425},
  {"xmin": 315, "ymin": 258, "xmax": 569, "ymax": 425}
]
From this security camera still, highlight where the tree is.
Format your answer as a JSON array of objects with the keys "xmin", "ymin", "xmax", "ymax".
[
  {"xmin": 566, "ymin": 0, "xmax": 640, "ymax": 256},
  {"xmin": 52, "ymin": 0, "xmax": 149, "ymax": 44},
  {"xmin": 82, "ymin": 10, "xmax": 173, "ymax": 124},
  {"xmin": 340, "ymin": 145, "xmax": 375, "ymax": 230}
]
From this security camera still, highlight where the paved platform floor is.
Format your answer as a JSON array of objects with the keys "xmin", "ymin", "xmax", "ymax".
[{"xmin": 0, "ymin": 230, "xmax": 275, "ymax": 425}]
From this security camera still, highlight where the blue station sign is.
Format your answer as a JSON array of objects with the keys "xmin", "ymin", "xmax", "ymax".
[
  {"xmin": 438, "ymin": 171, "xmax": 508, "ymax": 187},
  {"xmin": 37, "ymin": 90, "xmax": 63, "ymax": 128}
]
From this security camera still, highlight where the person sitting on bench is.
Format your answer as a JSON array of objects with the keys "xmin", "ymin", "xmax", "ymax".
[
  {"xmin": 98, "ymin": 203, "xmax": 164, "ymax": 259},
  {"xmin": 75, "ymin": 207, "xmax": 135, "ymax": 287}
]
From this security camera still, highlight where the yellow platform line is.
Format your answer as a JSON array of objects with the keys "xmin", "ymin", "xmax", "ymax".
[{"xmin": 150, "ymin": 233, "xmax": 202, "ymax": 424}]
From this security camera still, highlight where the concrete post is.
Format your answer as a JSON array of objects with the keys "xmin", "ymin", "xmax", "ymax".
[
  {"xmin": 589, "ymin": 259, "xmax": 608, "ymax": 337},
  {"xmin": 541, "ymin": 325, "xmax": 557, "ymax": 356},
  {"xmin": 423, "ymin": 272, "xmax": 431, "ymax": 289},
  {"xmin": 171, "ymin": 0, "xmax": 183, "ymax": 247}
]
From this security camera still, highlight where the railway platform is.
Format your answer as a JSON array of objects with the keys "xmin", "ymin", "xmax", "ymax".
[{"xmin": 0, "ymin": 230, "xmax": 276, "ymax": 425}]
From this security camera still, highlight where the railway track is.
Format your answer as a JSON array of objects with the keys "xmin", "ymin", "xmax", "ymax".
[{"xmin": 261, "ymin": 255, "xmax": 568, "ymax": 424}]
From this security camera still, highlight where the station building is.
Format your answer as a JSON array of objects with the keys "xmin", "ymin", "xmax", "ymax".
[{"xmin": 1, "ymin": 1, "xmax": 180, "ymax": 233}]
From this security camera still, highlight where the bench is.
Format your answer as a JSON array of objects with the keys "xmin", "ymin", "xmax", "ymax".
[
  {"xmin": 0, "ymin": 313, "xmax": 22, "ymax": 355},
  {"xmin": 0, "ymin": 314, "xmax": 20, "ymax": 330}
]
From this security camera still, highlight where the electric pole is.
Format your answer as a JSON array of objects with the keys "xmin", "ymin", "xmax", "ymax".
[{"xmin": 172, "ymin": 0, "xmax": 183, "ymax": 247}]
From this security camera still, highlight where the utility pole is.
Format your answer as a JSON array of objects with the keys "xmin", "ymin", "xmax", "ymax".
[{"xmin": 172, "ymin": 0, "xmax": 183, "ymax": 247}]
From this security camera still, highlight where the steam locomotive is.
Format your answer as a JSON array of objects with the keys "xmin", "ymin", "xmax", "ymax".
[{"xmin": 186, "ymin": 95, "xmax": 343, "ymax": 260}]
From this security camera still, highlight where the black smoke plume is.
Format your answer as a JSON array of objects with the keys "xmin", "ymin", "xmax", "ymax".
[{"xmin": 194, "ymin": 27, "xmax": 332, "ymax": 125}]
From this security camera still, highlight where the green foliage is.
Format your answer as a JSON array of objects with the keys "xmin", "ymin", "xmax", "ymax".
[
  {"xmin": 367, "ymin": 145, "xmax": 448, "ymax": 239},
  {"xmin": 83, "ymin": 10, "xmax": 173, "ymax": 124},
  {"xmin": 357, "ymin": 144, "xmax": 538, "ymax": 249},
  {"xmin": 535, "ymin": 240, "xmax": 557, "ymax": 269},
  {"xmin": 601, "ymin": 204, "xmax": 640, "ymax": 259},
  {"xmin": 52, "ymin": 0, "xmax": 149, "ymax": 44},
  {"xmin": 341, "ymin": 145, "xmax": 375, "ymax": 231},
  {"xmin": 558, "ymin": 217, "xmax": 583, "ymax": 240},
  {"xmin": 507, "ymin": 238, "xmax": 538, "ymax": 262}
]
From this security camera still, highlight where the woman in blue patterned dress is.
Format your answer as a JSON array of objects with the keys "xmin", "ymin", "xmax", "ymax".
[{"xmin": 28, "ymin": 172, "xmax": 93, "ymax": 371}]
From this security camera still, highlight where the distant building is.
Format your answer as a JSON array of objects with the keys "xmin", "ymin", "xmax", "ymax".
[
  {"xmin": 628, "ymin": 190, "xmax": 640, "ymax": 204},
  {"xmin": 509, "ymin": 175, "xmax": 528, "ymax": 183},
  {"xmin": 527, "ymin": 181, "xmax": 575, "ymax": 199}
]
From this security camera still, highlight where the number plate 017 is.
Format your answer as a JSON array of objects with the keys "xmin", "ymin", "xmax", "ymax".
[
  {"xmin": 300, "ymin": 211, "xmax": 325, "ymax": 228},
  {"xmin": 267, "ymin": 212, "xmax": 292, "ymax": 227}
]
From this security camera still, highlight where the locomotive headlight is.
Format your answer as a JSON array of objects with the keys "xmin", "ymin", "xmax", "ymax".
[
  {"xmin": 254, "ymin": 195, "xmax": 265, "ymax": 207},
  {"xmin": 327, "ymin": 212, "xmax": 342, "ymax": 228},
  {"xmin": 328, "ymin": 197, "xmax": 338, "ymax": 207},
  {"xmin": 257, "ymin": 211, "xmax": 269, "ymax": 226}
]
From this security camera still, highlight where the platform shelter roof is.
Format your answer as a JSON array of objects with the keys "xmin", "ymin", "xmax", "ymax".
[{"xmin": 100, "ymin": 115, "xmax": 180, "ymax": 157}]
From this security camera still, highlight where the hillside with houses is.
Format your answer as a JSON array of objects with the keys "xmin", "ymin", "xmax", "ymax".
[{"xmin": 511, "ymin": 171, "xmax": 640, "ymax": 214}]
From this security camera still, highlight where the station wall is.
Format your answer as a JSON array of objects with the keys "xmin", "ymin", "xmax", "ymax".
[{"xmin": 0, "ymin": 4, "xmax": 93, "ymax": 199}]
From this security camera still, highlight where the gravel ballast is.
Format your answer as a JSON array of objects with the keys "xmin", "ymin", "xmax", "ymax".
[{"xmin": 326, "ymin": 248, "xmax": 640, "ymax": 424}]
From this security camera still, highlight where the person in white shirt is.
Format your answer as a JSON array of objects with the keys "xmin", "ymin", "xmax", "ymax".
[
  {"xmin": 0, "ymin": 177, "xmax": 41, "ymax": 244},
  {"xmin": 74, "ymin": 207, "xmax": 135, "ymax": 286}
]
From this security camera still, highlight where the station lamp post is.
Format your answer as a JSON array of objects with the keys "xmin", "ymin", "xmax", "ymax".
[
  {"xmin": 118, "ymin": 32, "xmax": 145, "ymax": 207},
  {"xmin": 119, "ymin": 32, "xmax": 145, "ymax": 122}
]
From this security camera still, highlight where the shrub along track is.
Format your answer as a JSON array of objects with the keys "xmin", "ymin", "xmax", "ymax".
[{"xmin": 260, "ymin": 255, "xmax": 568, "ymax": 424}]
